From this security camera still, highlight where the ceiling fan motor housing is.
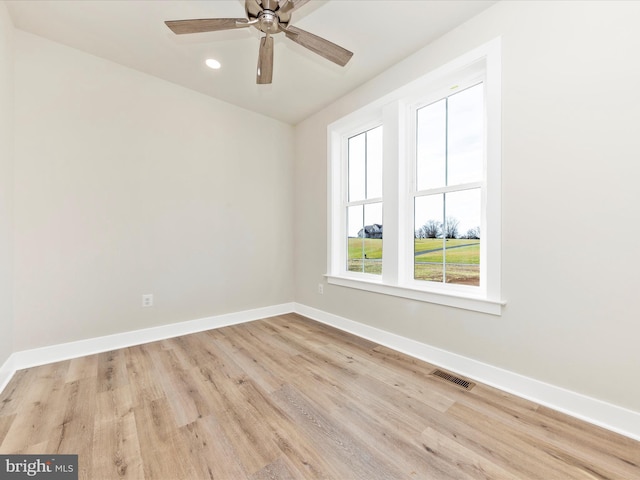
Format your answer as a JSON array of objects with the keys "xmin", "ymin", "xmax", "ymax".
[{"xmin": 257, "ymin": 10, "xmax": 281, "ymax": 35}]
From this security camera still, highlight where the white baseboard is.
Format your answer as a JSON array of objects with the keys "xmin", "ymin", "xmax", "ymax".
[
  {"xmin": 294, "ymin": 303, "xmax": 640, "ymax": 442},
  {"xmin": 1, "ymin": 301, "xmax": 638, "ymax": 442},
  {"xmin": 3, "ymin": 303, "xmax": 294, "ymax": 379},
  {"xmin": 0, "ymin": 353, "xmax": 16, "ymax": 397}
]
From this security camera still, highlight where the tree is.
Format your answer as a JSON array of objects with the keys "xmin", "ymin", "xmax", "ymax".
[
  {"xmin": 444, "ymin": 217, "xmax": 460, "ymax": 239},
  {"xmin": 415, "ymin": 219, "xmax": 441, "ymax": 239},
  {"xmin": 465, "ymin": 226, "xmax": 481, "ymax": 239}
]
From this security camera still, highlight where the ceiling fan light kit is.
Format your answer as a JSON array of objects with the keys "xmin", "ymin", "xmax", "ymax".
[{"xmin": 165, "ymin": 0, "xmax": 353, "ymax": 84}]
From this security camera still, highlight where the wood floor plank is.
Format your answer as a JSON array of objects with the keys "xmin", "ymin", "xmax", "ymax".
[
  {"xmin": 66, "ymin": 354, "xmax": 99, "ymax": 383},
  {"xmin": 415, "ymin": 406, "xmax": 542, "ymax": 479},
  {"xmin": 526, "ymin": 405, "xmax": 640, "ymax": 478},
  {"xmin": 47, "ymin": 377, "xmax": 97, "ymax": 479},
  {"xmin": 420, "ymin": 426, "xmax": 521, "ymax": 480},
  {"xmin": 97, "ymin": 350, "xmax": 129, "ymax": 393},
  {"xmin": 178, "ymin": 415, "xmax": 249, "ymax": 480},
  {"xmin": 236, "ymin": 377, "xmax": 344, "ymax": 479},
  {"xmin": 0, "ymin": 413, "xmax": 15, "ymax": 445},
  {"xmin": 0, "ymin": 370, "xmax": 34, "ymax": 417},
  {"xmin": 292, "ymin": 379, "xmax": 459, "ymax": 480},
  {"xmin": 0, "ymin": 313, "xmax": 638, "ymax": 480},
  {"xmin": 274, "ymin": 383, "xmax": 408, "ymax": 480},
  {"xmin": 150, "ymin": 347, "xmax": 212, "ymax": 427},
  {"xmin": 288, "ymin": 351, "xmax": 443, "ymax": 442},
  {"xmin": 199, "ymin": 372, "xmax": 281, "ymax": 475},
  {"xmin": 446, "ymin": 401, "xmax": 615, "ymax": 480},
  {"xmin": 0, "ymin": 363, "xmax": 69, "ymax": 453},
  {"xmin": 133, "ymin": 397, "xmax": 198, "ymax": 480},
  {"xmin": 250, "ymin": 456, "xmax": 302, "ymax": 480},
  {"xmin": 181, "ymin": 335, "xmax": 285, "ymax": 476},
  {"xmin": 92, "ymin": 386, "xmax": 144, "ymax": 479},
  {"xmin": 123, "ymin": 344, "xmax": 165, "ymax": 407},
  {"xmin": 452, "ymin": 388, "xmax": 639, "ymax": 479},
  {"xmin": 316, "ymin": 341, "xmax": 456, "ymax": 413},
  {"xmin": 211, "ymin": 325, "xmax": 293, "ymax": 394},
  {"xmin": 241, "ymin": 319, "xmax": 311, "ymax": 357},
  {"xmin": 279, "ymin": 314, "xmax": 379, "ymax": 352}
]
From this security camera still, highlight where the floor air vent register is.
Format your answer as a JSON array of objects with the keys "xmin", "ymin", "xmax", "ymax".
[{"xmin": 430, "ymin": 369, "xmax": 476, "ymax": 390}]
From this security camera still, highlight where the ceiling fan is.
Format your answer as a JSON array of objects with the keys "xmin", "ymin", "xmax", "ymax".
[{"xmin": 165, "ymin": 0, "xmax": 353, "ymax": 84}]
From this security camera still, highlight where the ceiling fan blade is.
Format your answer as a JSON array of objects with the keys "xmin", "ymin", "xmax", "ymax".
[
  {"xmin": 277, "ymin": 0, "xmax": 310, "ymax": 22},
  {"xmin": 287, "ymin": 0, "xmax": 311, "ymax": 13},
  {"xmin": 257, "ymin": 36, "xmax": 274, "ymax": 84},
  {"xmin": 165, "ymin": 18, "xmax": 249, "ymax": 35},
  {"xmin": 245, "ymin": 0, "xmax": 263, "ymax": 20},
  {"xmin": 276, "ymin": 0, "xmax": 294, "ymax": 15},
  {"xmin": 284, "ymin": 26, "xmax": 353, "ymax": 67}
]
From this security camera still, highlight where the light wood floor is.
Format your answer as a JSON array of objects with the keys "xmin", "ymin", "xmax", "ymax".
[{"xmin": 0, "ymin": 314, "xmax": 638, "ymax": 479}]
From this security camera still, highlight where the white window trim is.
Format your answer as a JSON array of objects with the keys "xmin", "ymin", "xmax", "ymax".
[{"xmin": 327, "ymin": 38, "xmax": 504, "ymax": 316}]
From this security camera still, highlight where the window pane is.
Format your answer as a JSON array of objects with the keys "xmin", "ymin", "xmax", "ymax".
[
  {"xmin": 416, "ymin": 99, "xmax": 446, "ymax": 191},
  {"xmin": 347, "ymin": 205, "xmax": 364, "ymax": 273},
  {"xmin": 414, "ymin": 194, "xmax": 444, "ymax": 282},
  {"xmin": 347, "ymin": 203, "xmax": 382, "ymax": 275},
  {"xmin": 415, "ymin": 189, "xmax": 481, "ymax": 286},
  {"xmin": 444, "ymin": 189, "xmax": 481, "ymax": 286},
  {"xmin": 366, "ymin": 126, "xmax": 383, "ymax": 199},
  {"xmin": 448, "ymin": 84, "xmax": 484, "ymax": 186},
  {"xmin": 363, "ymin": 203, "xmax": 382, "ymax": 274},
  {"xmin": 348, "ymin": 132, "xmax": 365, "ymax": 202}
]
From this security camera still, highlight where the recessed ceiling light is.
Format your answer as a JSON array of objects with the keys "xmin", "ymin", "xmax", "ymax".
[{"xmin": 205, "ymin": 58, "xmax": 221, "ymax": 70}]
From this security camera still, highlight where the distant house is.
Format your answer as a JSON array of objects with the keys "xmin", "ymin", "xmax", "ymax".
[{"xmin": 358, "ymin": 224, "xmax": 383, "ymax": 239}]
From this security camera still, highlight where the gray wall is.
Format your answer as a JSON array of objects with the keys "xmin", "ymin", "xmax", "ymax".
[
  {"xmin": 12, "ymin": 30, "xmax": 295, "ymax": 350},
  {"xmin": 0, "ymin": 3, "xmax": 14, "ymax": 366},
  {"xmin": 294, "ymin": 0, "xmax": 640, "ymax": 412}
]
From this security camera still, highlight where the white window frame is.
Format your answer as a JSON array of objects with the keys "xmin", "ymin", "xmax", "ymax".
[
  {"xmin": 327, "ymin": 38, "xmax": 504, "ymax": 315},
  {"xmin": 340, "ymin": 119, "xmax": 384, "ymax": 278}
]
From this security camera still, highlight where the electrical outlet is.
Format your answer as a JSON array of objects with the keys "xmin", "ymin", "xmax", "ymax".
[
  {"xmin": 142, "ymin": 294, "xmax": 153, "ymax": 307},
  {"xmin": 317, "ymin": 283, "xmax": 324, "ymax": 295}
]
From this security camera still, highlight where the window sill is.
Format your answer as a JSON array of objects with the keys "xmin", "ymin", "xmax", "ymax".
[{"xmin": 325, "ymin": 275, "xmax": 505, "ymax": 315}]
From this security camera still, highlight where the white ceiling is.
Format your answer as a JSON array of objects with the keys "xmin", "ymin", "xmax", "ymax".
[{"xmin": 6, "ymin": 0, "xmax": 496, "ymax": 124}]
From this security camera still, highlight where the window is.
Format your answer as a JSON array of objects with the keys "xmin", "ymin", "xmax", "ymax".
[
  {"xmin": 413, "ymin": 83, "xmax": 483, "ymax": 287},
  {"xmin": 347, "ymin": 126, "xmax": 383, "ymax": 275},
  {"xmin": 328, "ymin": 39, "xmax": 503, "ymax": 315}
]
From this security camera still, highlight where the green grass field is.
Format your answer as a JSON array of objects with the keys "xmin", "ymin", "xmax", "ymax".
[
  {"xmin": 413, "ymin": 264, "xmax": 480, "ymax": 286},
  {"xmin": 348, "ymin": 238, "xmax": 383, "ymax": 259},
  {"xmin": 347, "ymin": 238, "xmax": 383, "ymax": 274},
  {"xmin": 348, "ymin": 237, "xmax": 480, "ymax": 285},
  {"xmin": 414, "ymin": 238, "xmax": 480, "ymax": 264}
]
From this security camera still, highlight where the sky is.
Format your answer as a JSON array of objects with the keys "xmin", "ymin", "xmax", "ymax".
[{"xmin": 347, "ymin": 82, "xmax": 484, "ymax": 239}]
